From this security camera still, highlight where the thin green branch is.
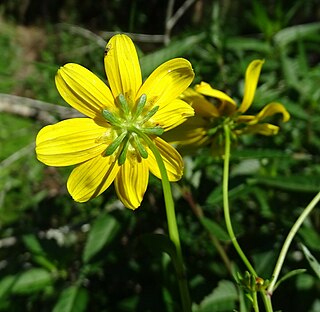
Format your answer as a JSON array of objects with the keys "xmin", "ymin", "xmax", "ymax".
[
  {"xmin": 267, "ymin": 191, "xmax": 320, "ymax": 295},
  {"xmin": 222, "ymin": 125, "xmax": 257, "ymax": 277}
]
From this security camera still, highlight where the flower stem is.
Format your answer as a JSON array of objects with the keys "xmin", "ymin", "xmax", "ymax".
[
  {"xmin": 139, "ymin": 132, "xmax": 191, "ymax": 312},
  {"xmin": 222, "ymin": 125, "xmax": 257, "ymax": 277},
  {"xmin": 223, "ymin": 125, "xmax": 274, "ymax": 312},
  {"xmin": 252, "ymin": 291, "xmax": 259, "ymax": 312},
  {"xmin": 267, "ymin": 191, "xmax": 320, "ymax": 295}
]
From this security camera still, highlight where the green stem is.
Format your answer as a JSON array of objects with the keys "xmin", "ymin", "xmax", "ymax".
[
  {"xmin": 139, "ymin": 132, "xmax": 191, "ymax": 312},
  {"xmin": 260, "ymin": 290, "xmax": 273, "ymax": 312},
  {"xmin": 223, "ymin": 125, "xmax": 273, "ymax": 312},
  {"xmin": 267, "ymin": 191, "xmax": 320, "ymax": 295},
  {"xmin": 223, "ymin": 125, "xmax": 277, "ymax": 312},
  {"xmin": 252, "ymin": 291, "xmax": 259, "ymax": 312},
  {"xmin": 222, "ymin": 125, "xmax": 257, "ymax": 277}
]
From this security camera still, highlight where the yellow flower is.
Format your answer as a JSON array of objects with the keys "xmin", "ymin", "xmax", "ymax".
[
  {"xmin": 36, "ymin": 34, "xmax": 194, "ymax": 209},
  {"xmin": 165, "ymin": 59, "xmax": 290, "ymax": 152}
]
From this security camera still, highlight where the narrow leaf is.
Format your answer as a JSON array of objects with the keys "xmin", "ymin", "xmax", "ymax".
[
  {"xmin": 301, "ymin": 244, "xmax": 320, "ymax": 279},
  {"xmin": 274, "ymin": 22, "xmax": 320, "ymax": 47},
  {"xmin": 274, "ymin": 269, "xmax": 307, "ymax": 291},
  {"xmin": 200, "ymin": 217, "xmax": 229, "ymax": 241}
]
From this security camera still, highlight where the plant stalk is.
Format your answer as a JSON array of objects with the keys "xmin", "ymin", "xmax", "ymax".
[{"xmin": 140, "ymin": 132, "xmax": 191, "ymax": 312}]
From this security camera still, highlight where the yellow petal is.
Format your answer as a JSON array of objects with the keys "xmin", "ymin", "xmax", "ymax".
[
  {"xmin": 55, "ymin": 63, "xmax": 115, "ymax": 119},
  {"xmin": 195, "ymin": 82, "xmax": 236, "ymax": 107},
  {"xmin": 36, "ymin": 118, "xmax": 110, "ymax": 166},
  {"xmin": 181, "ymin": 88, "xmax": 220, "ymax": 118},
  {"xmin": 237, "ymin": 115, "xmax": 256, "ymax": 123},
  {"xmin": 253, "ymin": 102, "xmax": 290, "ymax": 123},
  {"xmin": 67, "ymin": 154, "xmax": 120, "ymax": 202},
  {"xmin": 241, "ymin": 123, "xmax": 280, "ymax": 136},
  {"xmin": 104, "ymin": 34, "xmax": 142, "ymax": 106},
  {"xmin": 163, "ymin": 117, "xmax": 209, "ymax": 146},
  {"xmin": 151, "ymin": 99, "xmax": 194, "ymax": 131},
  {"xmin": 146, "ymin": 137, "xmax": 184, "ymax": 182},
  {"xmin": 136, "ymin": 58, "xmax": 194, "ymax": 112},
  {"xmin": 114, "ymin": 156, "xmax": 149, "ymax": 210},
  {"xmin": 238, "ymin": 59, "xmax": 264, "ymax": 113}
]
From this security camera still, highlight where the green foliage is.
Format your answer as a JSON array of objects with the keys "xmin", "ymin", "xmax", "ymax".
[{"xmin": 0, "ymin": 0, "xmax": 320, "ymax": 311}]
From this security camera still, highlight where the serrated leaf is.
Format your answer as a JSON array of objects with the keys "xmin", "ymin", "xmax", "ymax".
[
  {"xmin": 196, "ymin": 280, "xmax": 238, "ymax": 312},
  {"xmin": 200, "ymin": 217, "xmax": 229, "ymax": 241},
  {"xmin": 301, "ymin": 244, "xmax": 320, "ymax": 279},
  {"xmin": 11, "ymin": 268, "xmax": 52, "ymax": 294},
  {"xmin": 82, "ymin": 213, "xmax": 121, "ymax": 263},
  {"xmin": 53, "ymin": 286, "xmax": 89, "ymax": 312}
]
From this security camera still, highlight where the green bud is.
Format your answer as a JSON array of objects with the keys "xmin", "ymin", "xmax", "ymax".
[
  {"xmin": 133, "ymin": 94, "xmax": 147, "ymax": 119},
  {"xmin": 142, "ymin": 126, "xmax": 164, "ymax": 136},
  {"xmin": 102, "ymin": 109, "xmax": 121, "ymax": 127},
  {"xmin": 139, "ymin": 105, "xmax": 159, "ymax": 124},
  {"xmin": 105, "ymin": 131, "xmax": 127, "ymax": 156},
  {"xmin": 118, "ymin": 93, "xmax": 130, "ymax": 115},
  {"xmin": 118, "ymin": 137, "xmax": 130, "ymax": 165},
  {"xmin": 132, "ymin": 133, "xmax": 148, "ymax": 159}
]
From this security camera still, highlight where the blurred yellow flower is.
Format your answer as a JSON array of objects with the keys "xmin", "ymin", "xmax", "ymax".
[
  {"xmin": 36, "ymin": 34, "xmax": 194, "ymax": 209},
  {"xmin": 165, "ymin": 59, "xmax": 290, "ymax": 152}
]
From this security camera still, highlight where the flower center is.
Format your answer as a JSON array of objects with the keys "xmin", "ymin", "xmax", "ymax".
[{"xmin": 102, "ymin": 93, "xmax": 164, "ymax": 165}]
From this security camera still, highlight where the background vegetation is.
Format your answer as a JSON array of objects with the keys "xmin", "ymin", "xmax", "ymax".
[{"xmin": 0, "ymin": 0, "xmax": 319, "ymax": 311}]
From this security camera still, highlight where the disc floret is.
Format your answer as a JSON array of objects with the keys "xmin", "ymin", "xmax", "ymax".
[{"xmin": 102, "ymin": 93, "xmax": 164, "ymax": 165}]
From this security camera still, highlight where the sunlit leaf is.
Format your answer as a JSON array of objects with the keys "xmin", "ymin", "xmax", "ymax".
[
  {"xmin": 11, "ymin": 268, "xmax": 53, "ymax": 294},
  {"xmin": 53, "ymin": 286, "xmax": 89, "ymax": 312}
]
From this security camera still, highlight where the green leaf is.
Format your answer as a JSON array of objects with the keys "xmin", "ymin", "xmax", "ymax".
[
  {"xmin": 226, "ymin": 37, "xmax": 271, "ymax": 53},
  {"xmin": 232, "ymin": 148, "xmax": 291, "ymax": 159},
  {"xmin": 195, "ymin": 280, "xmax": 238, "ymax": 312},
  {"xmin": 301, "ymin": 244, "xmax": 320, "ymax": 279},
  {"xmin": 200, "ymin": 217, "xmax": 229, "ymax": 241},
  {"xmin": 53, "ymin": 286, "xmax": 89, "ymax": 312},
  {"xmin": 22, "ymin": 234, "xmax": 56, "ymax": 271},
  {"xmin": 274, "ymin": 269, "xmax": 307, "ymax": 291},
  {"xmin": 274, "ymin": 22, "xmax": 320, "ymax": 47},
  {"xmin": 0, "ymin": 276, "xmax": 15, "ymax": 299},
  {"xmin": 299, "ymin": 226, "xmax": 320, "ymax": 251},
  {"xmin": 82, "ymin": 213, "xmax": 121, "ymax": 263},
  {"xmin": 140, "ymin": 33, "xmax": 205, "ymax": 77},
  {"xmin": 250, "ymin": 175, "xmax": 320, "ymax": 193},
  {"xmin": 11, "ymin": 268, "xmax": 53, "ymax": 294}
]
